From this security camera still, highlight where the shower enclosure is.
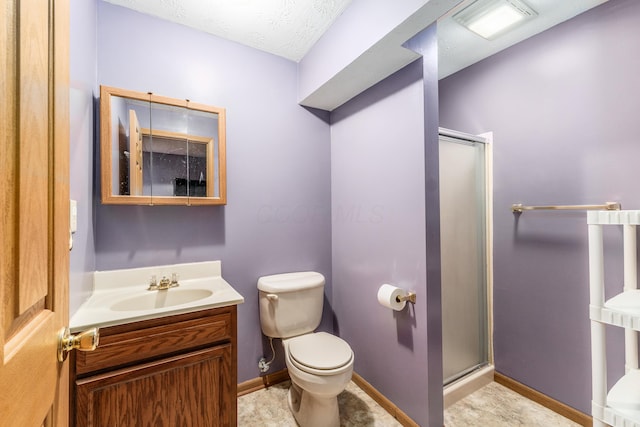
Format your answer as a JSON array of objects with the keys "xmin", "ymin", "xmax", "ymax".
[{"xmin": 439, "ymin": 128, "xmax": 491, "ymax": 386}]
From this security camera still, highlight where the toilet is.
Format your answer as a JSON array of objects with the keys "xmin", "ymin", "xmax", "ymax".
[{"xmin": 258, "ymin": 271, "xmax": 354, "ymax": 427}]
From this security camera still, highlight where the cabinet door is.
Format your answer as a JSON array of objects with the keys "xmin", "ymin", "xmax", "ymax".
[{"xmin": 76, "ymin": 345, "xmax": 234, "ymax": 427}]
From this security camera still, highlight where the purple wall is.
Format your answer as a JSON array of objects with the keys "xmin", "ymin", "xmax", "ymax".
[
  {"xmin": 330, "ymin": 24, "xmax": 441, "ymax": 426},
  {"xmin": 439, "ymin": 0, "xmax": 640, "ymax": 414},
  {"xmin": 69, "ymin": 0, "xmax": 97, "ymax": 313},
  {"xmin": 95, "ymin": 2, "xmax": 332, "ymax": 382}
]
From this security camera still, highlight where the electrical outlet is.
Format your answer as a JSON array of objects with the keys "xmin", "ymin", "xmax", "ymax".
[{"xmin": 258, "ymin": 357, "xmax": 270, "ymax": 373}]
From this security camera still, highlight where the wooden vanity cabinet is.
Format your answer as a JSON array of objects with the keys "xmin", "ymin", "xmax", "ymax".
[{"xmin": 70, "ymin": 305, "xmax": 237, "ymax": 427}]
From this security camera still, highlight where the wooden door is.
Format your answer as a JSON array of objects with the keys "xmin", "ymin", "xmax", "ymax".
[{"xmin": 0, "ymin": 0, "xmax": 70, "ymax": 426}]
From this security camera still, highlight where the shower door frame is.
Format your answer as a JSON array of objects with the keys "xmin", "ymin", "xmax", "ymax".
[{"xmin": 438, "ymin": 127, "xmax": 494, "ymax": 386}]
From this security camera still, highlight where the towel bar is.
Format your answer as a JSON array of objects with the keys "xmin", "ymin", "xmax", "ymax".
[{"xmin": 512, "ymin": 202, "xmax": 621, "ymax": 213}]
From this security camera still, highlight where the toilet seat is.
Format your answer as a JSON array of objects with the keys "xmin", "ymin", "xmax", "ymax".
[{"xmin": 287, "ymin": 332, "xmax": 353, "ymax": 376}]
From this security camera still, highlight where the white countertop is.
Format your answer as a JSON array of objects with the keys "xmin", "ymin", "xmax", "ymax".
[{"xmin": 70, "ymin": 260, "xmax": 244, "ymax": 332}]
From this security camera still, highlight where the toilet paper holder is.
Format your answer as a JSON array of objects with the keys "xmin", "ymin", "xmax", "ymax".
[{"xmin": 396, "ymin": 291, "xmax": 416, "ymax": 304}]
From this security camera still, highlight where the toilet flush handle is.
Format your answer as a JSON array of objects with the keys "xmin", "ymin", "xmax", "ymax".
[{"xmin": 266, "ymin": 294, "xmax": 278, "ymax": 302}]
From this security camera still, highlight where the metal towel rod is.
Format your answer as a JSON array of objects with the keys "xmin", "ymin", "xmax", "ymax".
[{"xmin": 511, "ymin": 202, "xmax": 621, "ymax": 213}]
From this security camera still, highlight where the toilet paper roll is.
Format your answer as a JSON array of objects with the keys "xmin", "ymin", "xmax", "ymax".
[{"xmin": 377, "ymin": 284, "xmax": 406, "ymax": 311}]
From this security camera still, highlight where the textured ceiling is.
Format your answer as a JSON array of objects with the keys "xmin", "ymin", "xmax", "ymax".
[
  {"xmin": 103, "ymin": 0, "xmax": 352, "ymax": 62},
  {"xmin": 104, "ymin": 0, "xmax": 609, "ymax": 81}
]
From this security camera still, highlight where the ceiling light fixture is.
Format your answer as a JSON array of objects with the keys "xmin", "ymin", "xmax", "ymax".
[{"xmin": 453, "ymin": 0, "xmax": 537, "ymax": 40}]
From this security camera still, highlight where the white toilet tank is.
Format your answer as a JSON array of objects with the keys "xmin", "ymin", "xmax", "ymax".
[{"xmin": 258, "ymin": 271, "xmax": 325, "ymax": 339}]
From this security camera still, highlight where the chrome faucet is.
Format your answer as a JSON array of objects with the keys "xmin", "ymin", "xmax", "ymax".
[{"xmin": 148, "ymin": 273, "xmax": 180, "ymax": 291}]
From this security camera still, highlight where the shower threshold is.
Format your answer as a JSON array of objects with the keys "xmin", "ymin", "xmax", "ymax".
[{"xmin": 444, "ymin": 364, "xmax": 494, "ymax": 408}]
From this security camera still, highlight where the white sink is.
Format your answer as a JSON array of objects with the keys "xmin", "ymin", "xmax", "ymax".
[
  {"xmin": 110, "ymin": 288, "xmax": 214, "ymax": 311},
  {"xmin": 69, "ymin": 261, "xmax": 244, "ymax": 332}
]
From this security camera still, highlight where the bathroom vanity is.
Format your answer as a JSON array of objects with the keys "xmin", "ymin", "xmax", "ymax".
[
  {"xmin": 69, "ymin": 261, "xmax": 243, "ymax": 427},
  {"xmin": 71, "ymin": 306, "xmax": 236, "ymax": 426}
]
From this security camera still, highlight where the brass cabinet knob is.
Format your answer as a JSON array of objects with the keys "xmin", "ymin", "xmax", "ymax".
[{"xmin": 57, "ymin": 327, "xmax": 99, "ymax": 362}]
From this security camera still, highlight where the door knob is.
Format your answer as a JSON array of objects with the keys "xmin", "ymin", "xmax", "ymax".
[{"xmin": 57, "ymin": 327, "xmax": 99, "ymax": 362}]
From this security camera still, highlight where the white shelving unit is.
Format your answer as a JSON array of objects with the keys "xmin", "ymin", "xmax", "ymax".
[{"xmin": 589, "ymin": 211, "xmax": 640, "ymax": 427}]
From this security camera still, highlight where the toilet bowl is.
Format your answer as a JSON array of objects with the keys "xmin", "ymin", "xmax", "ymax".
[
  {"xmin": 257, "ymin": 272, "xmax": 355, "ymax": 427},
  {"xmin": 284, "ymin": 332, "xmax": 354, "ymax": 427}
]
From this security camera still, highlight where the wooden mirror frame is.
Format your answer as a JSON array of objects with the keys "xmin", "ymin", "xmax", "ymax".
[{"xmin": 100, "ymin": 85, "xmax": 227, "ymax": 205}]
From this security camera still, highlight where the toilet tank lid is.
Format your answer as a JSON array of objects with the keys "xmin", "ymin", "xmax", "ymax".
[{"xmin": 257, "ymin": 271, "xmax": 325, "ymax": 293}]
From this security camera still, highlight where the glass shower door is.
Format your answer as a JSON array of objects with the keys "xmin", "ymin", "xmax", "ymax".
[{"xmin": 439, "ymin": 130, "xmax": 489, "ymax": 385}]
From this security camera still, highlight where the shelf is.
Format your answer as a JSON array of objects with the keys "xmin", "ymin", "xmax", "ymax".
[
  {"xmin": 588, "ymin": 210, "xmax": 640, "ymax": 225},
  {"xmin": 589, "ymin": 211, "xmax": 640, "ymax": 427},
  {"xmin": 603, "ymin": 406, "xmax": 640, "ymax": 427},
  {"xmin": 606, "ymin": 291, "xmax": 640, "ymax": 314},
  {"xmin": 597, "ymin": 368, "xmax": 640, "ymax": 427},
  {"xmin": 590, "ymin": 291, "xmax": 640, "ymax": 331},
  {"xmin": 608, "ymin": 369, "xmax": 640, "ymax": 411}
]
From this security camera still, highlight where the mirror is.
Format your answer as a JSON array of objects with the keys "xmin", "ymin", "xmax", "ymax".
[{"xmin": 100, "ymin": 85, "xmax": 226, "ymax": 205}]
